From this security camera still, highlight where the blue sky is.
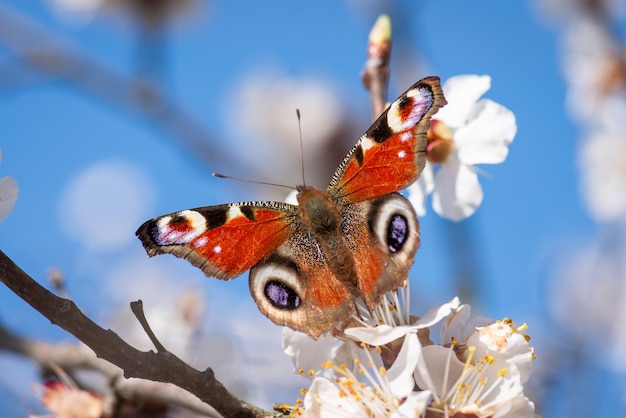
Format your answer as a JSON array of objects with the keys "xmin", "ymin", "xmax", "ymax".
[{"xmin": 0, "ymin": 0, "xmax": 612, "ymax": 416}]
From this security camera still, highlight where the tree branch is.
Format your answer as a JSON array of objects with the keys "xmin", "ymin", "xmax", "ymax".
[
  {"xmin": 361, "ymin": 14, "xmax": 392, "ymax": 119},
  {"xmin": 0, "ymin": 250, "xmax": 265, "ymax": 418}
]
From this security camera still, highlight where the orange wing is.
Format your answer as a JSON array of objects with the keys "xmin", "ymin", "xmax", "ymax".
[
  {"xmin": 136, "ymin": 202, "xmax": 297, "ymax": 280},
  {"xmin": 328, "ymin": 76, "xmax": 446, "ymax": 203}
]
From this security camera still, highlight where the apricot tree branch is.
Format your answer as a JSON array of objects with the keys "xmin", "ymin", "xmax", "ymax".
[{"xmin": 0, "ymin": 250, "xmax": 265, "ymax": 418}]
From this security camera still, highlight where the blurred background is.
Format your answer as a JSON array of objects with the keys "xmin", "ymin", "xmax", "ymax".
[{"xmin": 1, "ymin": 0, "xmax": 625, "ymax": 416}]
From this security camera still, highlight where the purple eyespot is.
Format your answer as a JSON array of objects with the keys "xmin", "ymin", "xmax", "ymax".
[
  {"xmin": 387, "ymin": 214, "xmax": 408, "ymax": 253},
  {"xmin": 264, "ymin": 281, "xmax": 301, "ymax": 310}
]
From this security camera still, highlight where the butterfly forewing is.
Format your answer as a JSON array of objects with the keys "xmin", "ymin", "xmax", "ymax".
[
  {"xmin": 328, "ymin": 76, "xmax": 446, "ymax": 203},
  {"xmin": 136, "ymin": 202, "xmax": 297, "ymax": 280}
]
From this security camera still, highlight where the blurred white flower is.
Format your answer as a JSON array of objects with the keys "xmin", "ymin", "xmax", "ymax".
[
  {"xmin": 578, "ymin": 121, "xmax": 626, "ymax": 222},
  {"xmin": 535, "ymin": 0, "xmax": 624, "ymax": 26},
  {"xmin": 58, "ymin": 160, "xmax": 155, "ymax": 251},
  {"xmin": 560, "ymin": 13, "xmax": 626, "ymax": 122},
  {"xmin": 47, "ymin": 0, "xmax": 196, "ymax": 24},
  {"xmin": 549, "ymin": 236, "xmax": 626, "ymax": 371},
  {"xmin": 408, "ymin": 75, "xmax": 517, "ymax": 221},
  {"xmin": 0, "ymin": 149, "xmax": 18, "ymax": 224},
  {"xmin": 225, "ymin": 72, "xmax": 347, "ymax": 190},
  {"xmin": 34, "ymin": 378, "xmax": 103, "ymax": 418},
  {"xmin": 46, "ymin": 0, "xmax": 106, "ymax": 22}
]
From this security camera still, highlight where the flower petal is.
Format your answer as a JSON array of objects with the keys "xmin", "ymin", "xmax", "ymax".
[
  {"xmin": 344, "ymin": 324, "xmax": 409, "ymax": 346},
  {"xmin": 492, "ymin": 395, "xmax": 537, "ymax": 418},
  {"xmin": 302, "ymin": 377, "xmax": 361, "ymax": 417},
  {"xmin": 413, "ymin": 297, "xmax": 460, "ymax": 328},
  {"xmin": 391, "ymin": 390, "xmax": 431, "ymax": 418},
  {"xmin": 432, "ymin": 157, "xmax": 483, "ymax": 221},
  {"xmin": 345, "ymin": 298, "xmax": 460, "ymax": 346},
  {"xmin": 435, "ymin": 75, "xmax": 491, "ymax": 128},
  {"xmin": 414, "ymin": 345, "xmax": 465, "ymax": 398},
  {"xmin": 440, "ymin": 304, "xmax": 473, "ymax": 344},
  {"xmin": 282, "ymin": 328, "xmax": 337, "ymax": 376},
  {"xmin": 407, "ymin": 162, "xmax": 434, "ymax": 216},
  {"xmin": 387, "ymin": 334, "xmax": 421, "ymax": 398},
  {"xmin": 455, "ymin": 99, "xmax": 517, "ymax": 165}
]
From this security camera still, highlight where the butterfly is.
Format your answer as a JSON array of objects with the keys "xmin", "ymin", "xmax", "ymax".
[{"xmin": 136, "ymin": 76, "xmax": 446, "ymax": 339}]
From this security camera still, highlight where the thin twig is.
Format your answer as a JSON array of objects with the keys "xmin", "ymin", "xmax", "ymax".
[
  {"xmin": 130, "ymin": 300, "xmax": 167, "ymax": 354},
  {"xmin": 361, "ymin": 14, "xmax": 392, "ymax": 119}
]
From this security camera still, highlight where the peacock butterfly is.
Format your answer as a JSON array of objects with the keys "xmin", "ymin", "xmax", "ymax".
[{"xmin": 136, "ymin": 76, "xmax": 446, "ymax": 338}]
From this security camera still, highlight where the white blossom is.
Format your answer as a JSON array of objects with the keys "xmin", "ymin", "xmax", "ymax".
[{"xmin": 409, "ymin": 75, "xmax": 517, "ymax": 221}]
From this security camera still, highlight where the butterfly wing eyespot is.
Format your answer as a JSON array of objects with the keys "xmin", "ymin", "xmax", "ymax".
[
  {"xmin": 328, "ymin": 76, "xmax": 446, "ymax": 203},
  {"xmin": 136, "ymin": 202, "xmax": 297, "ymax": 281},
  {"xmin": 339, "ymin": 193, "xmax": 419, "ymax": 310},
  {"xmin": 367, "ymin": 193, "xmax": 420, "ymax": 265},
  {"xmin": 249, "ymin": 235, "xmax": 358, "ymax": 339}
]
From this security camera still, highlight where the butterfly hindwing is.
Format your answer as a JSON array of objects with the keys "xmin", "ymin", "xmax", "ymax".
[
  {"xmin": 345, "ymin": 193, "xmax": 420, "ymax": 309},
  {"xmin": 248, "ymin": 231, "xmax": 357, "ymax": 337},
  {"xmin": 328, "ymin": 76, "xmax": 446, "ymax": 203},
  {"xmin": 136, "ymin": 202, "xmax": 297, "ymax": 280}
]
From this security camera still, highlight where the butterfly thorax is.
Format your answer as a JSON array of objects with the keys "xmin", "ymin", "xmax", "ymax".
[{"xmin": 296, "ymin": 186, "xmax": 341, "ymax": 235}]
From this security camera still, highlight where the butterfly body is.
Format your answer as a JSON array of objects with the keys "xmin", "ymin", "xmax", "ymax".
[{"xmin": 137, "ymin": 77, "xmax": 446, "ymax": 338}]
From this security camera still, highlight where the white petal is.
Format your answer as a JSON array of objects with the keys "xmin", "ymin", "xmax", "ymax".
[
  {"xmin": 435, "ymin": 75, "xmax": 491, "ymax": 128},
  {"xmin": 387, "ymin": 334, "xmax": 421, "ymax": 398},
  {"xmin": 492, "ymin": 395, "xmax": 537, "ymax": 418},
  {"xmin": 407, "ymin": 162, "xmax": 434, "ymax": 217},
  {"xmin": 455, "ymin": 99, "xmax": 517, "ymax": 165},
  {"xmin": 440, "ymin": 304, "xmax": 472, "ymax": 344},
  {"xmin": 432, "ymin": 157, "xmax": 484, "ymax": 221},
  {"xmin": 344, "ymin": 324, "xmax": 410, "ymax": 346},
  {"xmin": 391, "ymin": 390, "xmax": 431, "ymax": 418},
  {"xmin": 345, "ymin": 298, "xmax": 461, "ymax": 346},
  {"xmin": 413, "ymin": 297, "xmax": 461, "ymax": 328},
  {"xmin": 0, "ymin": 176, "xmax": 18, "ymax": 223},
  {"xmin": 282, "ymin": 328, "xmax": 337, "ymax": 375},
  {"xmin": 578, "ymin": 130, "xmax": 626, "ymax": 221},
  {"xmin": 414, "ymin": 345, "xmax": 465, "ymax": 399},
  {"xmin": 302, "ymin": 377, "xmax": 360, "ymax": 417}
]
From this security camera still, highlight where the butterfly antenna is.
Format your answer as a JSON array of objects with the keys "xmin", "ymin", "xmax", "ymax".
[
  {"xmin": 296, "ymin": 108, "xmax": 307, "ymax": 188},
  {"xmin": 212, "ymin": 173, "xmax": 296, "ymax": 190}
]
